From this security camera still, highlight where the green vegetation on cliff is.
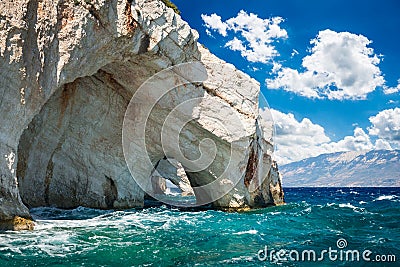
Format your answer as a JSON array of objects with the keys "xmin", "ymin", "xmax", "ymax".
[{"xmin": 161, "ymin": 0, "xmax": 180, "ymax": 15}]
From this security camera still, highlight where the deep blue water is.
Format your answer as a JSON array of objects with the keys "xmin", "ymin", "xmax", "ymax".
[{"xmin": 0, "ymin": 187, "xmax": 399, "ymax": 266}]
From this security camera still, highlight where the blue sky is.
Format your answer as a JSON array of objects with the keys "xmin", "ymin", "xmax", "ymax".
[{"xmin": 173, "ymin": 0, "xmax": 400, "ymax": 164}]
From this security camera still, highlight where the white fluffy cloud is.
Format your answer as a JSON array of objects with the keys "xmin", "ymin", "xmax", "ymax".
[
  {"xmin": 330, "ymin": 127, "xmax": 374, "ymax": 152},
  {"xmin": 368, "ymin": 108, "xmax": 400, "ymax": 148},
  {"xmin": 201, "ymin": 11, "xmax": 287, "ymax": 63},
  {"xmin": 271, "ymin": 109, "xmax": 332, "ymax": 164},
  {"xmin": 374, "ymin": 139, "xmax": 393, "ymax": 150},
  {"xmin": 271, "ymin": 109, "xmax": 397, "ymax": 164},
  {"xmin": 272, "ymin": 109, "xmax": 330, "ymax": 146},
  {"xmin": 383, "ymin": 79, "xmax": 400, "ymax": 94},
  {"xmin": 267, "ymin": 30, "xmax": 385, "ymax": 100},
  {"xmin": 201, "ymin": 13, "xmax": 227, "ymax": 37}
]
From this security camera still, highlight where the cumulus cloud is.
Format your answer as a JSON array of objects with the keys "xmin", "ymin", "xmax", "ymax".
[
  {"xmin": 201, "ymin": 11, "xmax": 287, "ymax": 63},
  {"xmin": 374, "ymin": 139, "xmax": 393, "ymax": 150},
  {"xmin": 272, "ymin": 109, "xmax": 330, "ymax": 146},
  {"xmin": 383, "ymin": 79, "xmax": 400, "ymax": 94},
  {"xmin": 368, "ymin": 108, "xmax": 400, "ymax": 148},
  {"xmin": 330, "ymin": 127, "xmax": 374, "ymax": 152},
  {"xmin": 271, "ymin": 109, "xmax": 397, "ymax": 164},
  {"xmin": 271, "ymin": 62, "xmax": 282, "ymax": 74},
  {"xmin": 271, "ymin": 109, "xmax": 332, "ymax": 164},
  {"xmin": 201, "ymin": 13, "xmax": 227, "ymax": 37},
  {"xmin": 266, "ymin": 30, "xmax": 385, "ymax": 100}
]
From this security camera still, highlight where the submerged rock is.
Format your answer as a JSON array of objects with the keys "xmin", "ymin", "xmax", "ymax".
[
  {"xmin": 0, "ymin": 0, "xmax": 284, "ymax": 229},
  {"xmin": 0, "ymin": 216, "xmax": 35, "ymax": 231}
]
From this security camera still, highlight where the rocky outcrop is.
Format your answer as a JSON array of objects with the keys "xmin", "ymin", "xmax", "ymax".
[
  {"xmin": 150, "ymin": 158, "xmax": 194, "ymax": 196},
  {"xmin": 0, "ymin": 216, "xmax": 35, "ymax": 231},
  {"xmin": 0, "ymin": 0, "xmax": 284, "ymax": 229}
]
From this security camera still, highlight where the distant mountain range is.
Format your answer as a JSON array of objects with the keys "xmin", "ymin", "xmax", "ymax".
[{"xmin": 280, "ymin": 150, "xmax": 400, "ymax": 187}]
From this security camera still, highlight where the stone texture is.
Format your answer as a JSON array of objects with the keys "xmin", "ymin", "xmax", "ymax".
[
  {"xmin": 0, "ymin": 216, "xmax": 35, "ymax": 231},
  {"xmin": 0, "ymin": 0, "xmax": 284, "ymax": 229},
  {"xmin": 150, "ymin": 158, "xmax": 194, "ymax": 196}
]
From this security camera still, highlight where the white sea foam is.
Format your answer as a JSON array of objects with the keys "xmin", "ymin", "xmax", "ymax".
[
  {"xmin": 374, "ymin": 195, "xmax": 398, "ymax": 201},
  {"xmin": 164, "ymin": 187, "xmax": 181, "ymax": 196},
  {"xmin": 10, "ymin": 208, "xmax": 203, "ymax": 258},
  {"xmin": 338, "ymin": 203, "xmax": 368, "ymax": 213},
  {"xmin": 339, "ymin": 203, "xmax": 358, "ymax": 209},
  {"xmin": 233, "ymin": 230, "xmax": 258, "ymax": 235},
  {"xmin": 336, "ymin": 189, "xmax": 346, "ymax": 194},
  {"xmin": 218, "ymin": 255, "xmax": 254, "ymax": 264},
  {"xmin": 304, "ymin": 207, "xmax": 312, "ymax": 212},
  {"xmin": 269, "ymin": 211, "xmax": 281, "ymax": 215}
]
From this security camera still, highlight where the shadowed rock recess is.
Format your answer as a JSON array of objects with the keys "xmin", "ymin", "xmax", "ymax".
[{"xmin": 0, "ymin": 0, "xmax": 284, "ymax": 230}]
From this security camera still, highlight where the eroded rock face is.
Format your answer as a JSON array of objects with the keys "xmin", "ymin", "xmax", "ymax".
[
  {"xmin": 0, "ymin": 0, "xmax": 284, "ymax": 228},
  {"xmin": 149, "ymin": 158, "xmax": 194, "ymax": 196}
]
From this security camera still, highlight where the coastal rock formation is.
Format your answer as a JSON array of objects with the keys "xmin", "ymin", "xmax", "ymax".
[
  {"xmin": 0, "ymin": 0, "xmax": 284, "ymax": 229},
  {"xmin": 150, "ymin": 158, "xmax": 194, "ymax": 196}
]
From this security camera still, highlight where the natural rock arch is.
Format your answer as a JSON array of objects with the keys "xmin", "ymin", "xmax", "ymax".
[
  {"xmin": 0, "ymin": 0, "xmax": 284, "ymax": 229},
  {"xmin": 149, "ymin": 158, "xmax": 194, "ymax": 197}
]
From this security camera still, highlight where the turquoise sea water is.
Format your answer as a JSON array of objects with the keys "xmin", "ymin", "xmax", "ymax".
[{"xmin": 1, "ymin": 187, "xmax": 399, "ymax": 266}]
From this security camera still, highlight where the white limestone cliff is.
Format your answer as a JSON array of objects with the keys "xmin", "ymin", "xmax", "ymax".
[
  {"xmin": 0, "ymin": 0, "xmax": 284, "ymax": 230},
  {"xmin": 149, "ymin": 158, "xmax": 194, "ymax": 196}
]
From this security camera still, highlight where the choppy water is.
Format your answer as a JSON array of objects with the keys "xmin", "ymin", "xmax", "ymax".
[{"xmin": 0, "ymin": 187, "xmax": 399, "ymax": 266}]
